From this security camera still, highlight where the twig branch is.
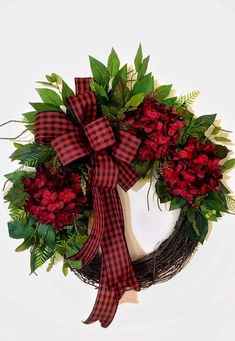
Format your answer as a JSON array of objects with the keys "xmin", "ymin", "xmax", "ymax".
[
  {"xmin": 0, "ymin": 120, "xmax": 24, "ymax": 127},
  {"xmin": 0, "ymin": 129, "xmax": 28, "ymax": 141}
]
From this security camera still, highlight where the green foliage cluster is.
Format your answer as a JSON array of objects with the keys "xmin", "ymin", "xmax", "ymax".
[
  {"xmin": 4, "ymin": 158, "xmax": 89, "ymax": 276},
  {"xmin": 89, "ymin": 44, "xmax": 154, "ymax": 123}
]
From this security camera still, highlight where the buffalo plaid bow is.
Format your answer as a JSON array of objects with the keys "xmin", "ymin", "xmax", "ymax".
[{"xmin": 35, "ymin": 77, "xmax": 141, "ymax": 327}]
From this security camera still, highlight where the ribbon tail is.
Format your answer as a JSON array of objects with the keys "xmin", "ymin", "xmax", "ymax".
[
  {"xmin": 82, "ymin": 188, "xmax": 140, "ymax": 328},
  {"xmin": 83, "ymin": 262, "xmax": 119, "ymax": 328},
  {"xmin": 69, "ymin": 188, "xmax": 104, "ymax": 266},
  {"xmin": 117, "ymin": 160, "xmax": 141, "ymax": 191}
]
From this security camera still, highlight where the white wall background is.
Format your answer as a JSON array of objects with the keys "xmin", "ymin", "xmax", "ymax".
[{"xmin": 0, "ymin": 0, "xmax": 235, "ymax": 340}]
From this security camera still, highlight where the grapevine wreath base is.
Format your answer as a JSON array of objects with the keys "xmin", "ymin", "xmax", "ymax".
[
  {"xmin": 74, "ymin": 210, "xmax": 199, "ymax": 289},
  {"xmin": 2, "ymin": 45, "xmax": 235, "ymax": 328}
]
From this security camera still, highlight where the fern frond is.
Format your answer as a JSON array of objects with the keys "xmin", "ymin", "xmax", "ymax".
[
  {"xmin": 23, "ymin": 146, "xmax": 55, "ymax": 167},
  {"xmin": 10, "ymin": 143, "xmax": 55, "ymax": 167},
  {"xmin": 30, "ymin": 244, "xmax": 53, "ymax": 273},
  {"xmin": 175, "ymin": 90, "xmax": 200, "ymax": 109},
  {"xmin": 10, "ymin": 208, "xmax": 28, "ymax": 221}
]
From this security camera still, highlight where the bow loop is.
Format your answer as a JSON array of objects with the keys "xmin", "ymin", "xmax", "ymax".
[
  {"xmin": 84, "ymin": 116, "xmax": 116, "ymax": 152},
  {"xmin": 66, "ymin": 91, "xmax": 97, "ymax": 125},
  {"xmin": 51, "ymin": 131, "xmax": 90, "ymax": 166},
  {"xmin": 35, "ymin": 111, "xmax": 78, "ymax": 145},
  {"xmin": 75, "ymin": 77, "xmax": 92, "ymax": 95}
]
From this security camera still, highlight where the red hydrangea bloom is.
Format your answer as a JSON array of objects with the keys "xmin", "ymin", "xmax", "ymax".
[
  {"xmin": 124, "ymin": 97, "xmax": 185, "ymax": 161},
  {"xmin": 23, "ymin": 166, "xmax": 87, "ymax": 230},
  {"xmin": 162, "ymin": 138, "xmax": 223, "ymax": 204}
]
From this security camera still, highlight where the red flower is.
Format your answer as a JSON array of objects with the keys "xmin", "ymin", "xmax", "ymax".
[
  {"xmin": 193, "ymin": 154, "xmax": 209, "ymax": 165},
  {"xmin": 58, "ymin": 188, "xmax": 76, "ymax": 203},
  {"xmin": 23, "ymin": 165, "xmax": 87, "ymax": 230},
  {"xmin": 124, "ymin": 97, "xmax": 185, "ymax": 161},
  {"xmin": 161, "ymin": 138, "xmax": 223, "ymax": 204},
  {"xmin": 34, "ymin": 174, "xmax": 47, "ymax": 189}
]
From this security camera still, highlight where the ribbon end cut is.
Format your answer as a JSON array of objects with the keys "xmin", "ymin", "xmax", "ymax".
[{"xmin": 82, "ymin": 318, "xmax": 110, "ymax": 329}]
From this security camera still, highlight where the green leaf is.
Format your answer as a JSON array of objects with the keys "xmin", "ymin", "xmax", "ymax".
[
  {"xmin": 112, "ymin": 64, "xmax": 128, "ymax": 89},
  {"xmin": 220, "ymin": 181, "xmax": 230, "ymax": 194},
  {"xmin": 46, "ymin": 253, "xmax": 56, "ymax": 272},
  {"xmin": 195, "ymin": 213, "xmax": 209, "ymax": 244},
  {"xmin": 193, "ymin": 114, "xmax": 216, "ymax": 132},
  {"xmin": 4, "ymin": 182, "xmax": 27, "ymax": 209},
  {"xmin": 37, "ymin": 224, "xmax": 50, "ymax": 240},
  {"xmin": 65, "ymin": 246, "xmax": 80, "ymax": 258},
  {"xmin": 205, "ymin": 199, "xmax": 228, "ymax": 212},
  {"xmin": 46, "ymin": 73, "xmax": 61, "ymax": 83},
  {"xmin": 134, "ymin": 43, "xmax": 143, "ymax": 72},
  {"xmin": 155, "ymin": 180, "xmax": 172, "ymax": 203},
  {"xmin": 89, "ymin": 80, "xmax": 108, "ymax": 100},
  {"xmin": 137, "ymin": 55, "xmax": 150, "ymax": 79},
  {"xmin": 5, "ymin": 170, "xmax": 34, "ymax": 184},
  {"xmin": 22, "ymin": 111, "xmax": 36, "ymax": 123},
  {"xmin": 62, "ymin": 262, "xmax": 69, "ymax": 276},
  {"xmin": 222, "ymin": 158, "xmax": 235, "ymax": 171},
  {"xmin": 111, "ymin": 80, "xmax": 130, "ymax": 108},
  {"xmin": 36, "ymin": 81, "xmax": 57, "ymax": 89},
  {"xmin": 206, "ymin": 189, "xmax": 228, "ymax": 210},
  {"xmin": 132, "ymin": 73, "xmax": 154, "ymax": 95},
  {"xmin": 177, "ymin": 107, "xmax": 194, "ymax": 125},
  {"xmin": 8, "ymin": 220, "xmax": 34, "ymax": 239},
  {"xmin": 45, "ymin": 227, "xmax": 56, "ymax": 250},
  {"xmin": 37, "ymin": 224, "xmax": 56, "ymax": 250},
  {"xmin": 169, "ymin": 197, "xmax": 186, "ymax": 210},
  {"xmin": 14, "ymin": 143, "xmax": 23, "ymax": 149},
  {"xmin": 8, "ymin": 220, "xmax": 25, "ymax": 239},
  {"xmin": 29, "ymin": 102, "xmax": 62, "ymax": 112},
  {"xmin": 36, "ymin": 88, "xmax": 62, "ymax": 106},
  {"xmin": 89, "ymin": 56, "xmax": 110, "ymax": 86},
  {"xmin": 185, "ymin": 220, "xmax": 198, "ymax": 242},
  {"xmin": 107, "ymin": 48, "xmax": 120, "ymax": 77},
  {"xmin": 211, "ymin": 126, "xmax": 221, "ymax": 135},
  {"xmin": 46, "ymin": 75, "xmax": 54, "ymax": 82},
  {"xmin": 155, "ymin": 84, "xmax": 172, "ymax": 101},
  {"xmin": 184, "ymin": 114, "xmax": 217, "ymax": 140},
  {"xmin": 214, "ymin": 136, "xmax": 231, "ymax": 142},
  {"xmin": 119, "ymin": 64, "xmax": 127, "ymax": 79},
  {"xmin": 15, "ymin": 238, "xmax": 34, "ymax": 252},
  {"xmin": 187, "ymin": 207, "xmax": 196, "ymax": 223},
  {"xmin": 25, "ymin": 123, "xmax": 35, "ymax": 132},
  {"xmin": 162, "ymin": 97, "xmax": 177, "ymax": 107},
  {"xmin": 61, "ymin": 80, "xmax": 74, "ymax": 105},
  {"xmin": 215, "ymin": 144, "xmax": 230, "ymax": 159},
  {"xmin": 67, "ymin": 259, "xmax": 83, "ymax": 270},
  {"xmin": 125, "ymin": 93, "xmax": 145, "ymax": 108},
  {"xmin": 132, "ymin": 160, "xmax": 151, "ymax": 177}
]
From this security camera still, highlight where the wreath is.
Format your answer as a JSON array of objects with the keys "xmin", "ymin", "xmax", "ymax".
[{"xmin": 2, "ymin": 45, "xmax": 235, "ymax": 328}]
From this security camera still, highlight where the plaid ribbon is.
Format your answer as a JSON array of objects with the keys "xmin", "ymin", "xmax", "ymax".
[{"xmin": 35, "ymin": 77, "xmax": 141, "ymax": 327}]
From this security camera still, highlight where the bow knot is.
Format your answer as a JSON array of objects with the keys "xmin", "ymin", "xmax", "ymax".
[{"xmin": 84, "ymin": 116, "xmax": 116, "ymax": 152}]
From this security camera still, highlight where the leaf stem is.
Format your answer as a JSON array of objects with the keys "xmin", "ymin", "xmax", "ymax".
[
  {"xmin": 146, "ymin": 166, "xmax": 154, "ymax": 211},
  {"xmin": 212, "ymin": 123, "xmax": 232, "ymax": 133}
]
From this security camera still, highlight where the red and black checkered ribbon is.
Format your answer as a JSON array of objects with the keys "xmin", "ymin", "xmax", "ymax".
[{"xmin": 35, "ymin": 77, "xmax": 141, "ymax": 327}]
